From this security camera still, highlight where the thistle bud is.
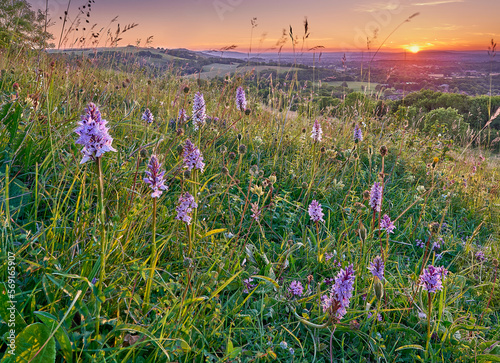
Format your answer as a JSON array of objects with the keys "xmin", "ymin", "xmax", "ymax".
[{"xmin": 380, "ymin": 145, "xmax": 388, "ymax": 157}]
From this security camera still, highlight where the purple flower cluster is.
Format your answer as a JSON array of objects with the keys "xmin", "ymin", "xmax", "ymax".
[
  {"xmin": 178, "ymin": 108, "xmax": 188, "ymax": 123},
  {"xmin": 75, "ymin": 102, "xmax": 117, "ymax": 164},
  {"xmin": 250, "ymin": 203, "xmax": 261, "ymax": 221},
  {"xmin": 432, "ymin": 237, "xmax": 443, "ymax": 251},
  {"xmin": 289, "ymin": 281, "xmax": 304, "ymax": 297},
  {"xmin": 144, "ymin": 155, "xmax": 168, "ymax": 198},
  {"xmin": 380, "ymin": 214, "xmax": 395, "ymax": 234},
  {"xmin": 192, "ymin": 92, "xmax": 206, "ymax": 130},
  {"xmin": 308, "ymin": 200, "xmax": 324, "ymax": 223},
  {"xmin": 416, "ymin": 239, "xmax": 425, "ymax": 248},
  {"xmin": 367, "ymin": 256, "xmax": 384, "ymax": 280},
  {"xmin": 183, "ymin": 139, "xmax": 205, "ymax": 173},
  {"xmin": 175, "ymin": 192, "xmax": 198, "ymax": 225},
  {"xmin": 236, "ymin": 86, "xmax": 247, "ymax": 111},
  {"xmin": 353, "ymin": 124, "xmax": 363, "ymax": 142},
  {"xmin": 243, "ymin": 278, "xmax": 256, "ymax": 293},
  {"xmin": 419, "ymin": 265, "xmax": 448, "ymax": 293},
  {"xmin": 475, "ymin": 250, "xmax": 486, "ymax": 262},
  {"xmin": 311, "ymin": 119, "xmax": 323, "ymax": 142},
  {"xmin": 369, "ymin": 182, "xmax": 383, "ymax": 212},
  {"xmin": 322, "ymin": 264, "xmax": 356, "ymax": 320},
  {"xmin": 141, "ymin": 108, "xmax": 154, "ymax": 124}
]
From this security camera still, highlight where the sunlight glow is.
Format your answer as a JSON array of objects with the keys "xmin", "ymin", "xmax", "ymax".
[{"xmin": 408, "ymin": 45, "xmax": 421, "ymax": 53}]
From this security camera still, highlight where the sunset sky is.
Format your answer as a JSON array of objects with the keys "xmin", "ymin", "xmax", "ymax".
[{"xmin": 29, "ymin": 0, "xmax": 499, "ymax": 52}]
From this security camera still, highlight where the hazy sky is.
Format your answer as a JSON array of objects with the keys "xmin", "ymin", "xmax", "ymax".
[{"xmin": 30, "ymin": 0, "xmax": 499, "ymax": 51}]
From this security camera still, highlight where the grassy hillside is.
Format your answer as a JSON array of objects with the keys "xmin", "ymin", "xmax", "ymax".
[{"xmin": 1, "ymin": 48, "xmax": 500, "ymax": 362}]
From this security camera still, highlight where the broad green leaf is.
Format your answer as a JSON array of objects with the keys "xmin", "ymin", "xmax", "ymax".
[
  {"xmin": 2, "ymin": 323, "xmax": 55, "ymax": 363},
  {"xmin": 34, "ymin": 311, "xmax": 73, "ymax": 363}
]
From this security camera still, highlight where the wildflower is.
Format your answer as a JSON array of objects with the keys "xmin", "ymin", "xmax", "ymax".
[
  {"xmin": 475, "ymin": 250, "xmax": 486, "ymax": 262},
  {"xmin": 141, "ymin": 108, "xmax": 154, "ymax": 124},
  {"xmin": 289, "ymin": 348, "xmax": 295, "ymax": 355},
  {"xmin": 367, "ymin": 312, "xmax": 382, "ymax": 321},
  {"xmin": 323, "ymin": 264, "xmax": 356, "ymax": 320},
  {"xmin": 144, "ymin": 155, "xmax": 168, "ymax": 198},
  {"xmin": 415, "ymin": 239, "xmax": 425, "ymax": 248},
  {"xmin": 368, "ymin": 256, "xmax": 384, "ymax": 281},
  {"xmin": 369, "ymin": 182, "xmax": 383, "ymax": 212},
  {"xmin": 308, "ymin": 200, "xmax": 324, "ymax": 223},
  {"xmin": 380, "ymin": 214, "xmax": 395, "ymax": 234},
  {"xmin": 354, "ymin": 124, "xmax": 363, "ymax": 142},
  {"xmin": 325, "ymin": 253, "xmax": 334, "ymax": 261},
  {"xmin": 419, "ymin": 265, "xmax": 448, "ymax": 293},
  {"xmin": 192, "ymin": 92, "xmax": 206, "ymax": 129},
  {"xmin": 280, "ymin": 341, "xmax": 288, "ymax": 349},
  {"xmin": 435, "ymin": 253, "xmax": 443, "ymax": 261},
  {"xmin": 311, "ymin": 119, "xmax": 322, "ymax": 142},
  {"xmin": 75, "ymin": 102, "xmax": 116, "ymax": 164},
  {"xmin": 323, "ymin": 277, "xmax": 334, "ymax": 286},
  {"xmin": 178, "ymin": 108, "xmax": 188, "ymax": 123},
  {"xmin": 432, "ymin": 237, "xmax": 443, "ymax": 251},
  {"xmin": 175, "ymin": 192, "xmax": 198, "ymax": 225},
  {"xmin": 236, "ymin": 86, "xmax": 247, "ymax": 111},
  {"xmin": 288, "ymin": 281, "xmax": 304, "ymax": 297},
  {"xmin": 250, "ymin": 203, "xmax": 261, "ymax": 221},
  {"xmin": 243, "ymin": 278, "xmax": 256, "ymax": 293},
  {"xmin": 183, "ymin": 139, "xmax": 205, "ymax": 173}
]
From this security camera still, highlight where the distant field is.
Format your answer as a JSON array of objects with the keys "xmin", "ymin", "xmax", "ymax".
[
  {"xmin": 184, "ymin": 63, "xmax": 301, "ymax": 80},
  {"xmin": 320, "ymin": 81, "xmax": 381, "ymax": 92}
]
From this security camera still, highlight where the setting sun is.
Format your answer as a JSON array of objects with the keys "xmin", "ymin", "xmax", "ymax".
[{"xmin": 408, "ymin": 45, "xmax": 421, "ymax": 53}]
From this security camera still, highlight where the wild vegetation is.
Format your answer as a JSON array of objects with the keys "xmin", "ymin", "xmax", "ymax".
[{"xmin": 1, "ymin": 2, "xmax": 500, "ymax": 362}]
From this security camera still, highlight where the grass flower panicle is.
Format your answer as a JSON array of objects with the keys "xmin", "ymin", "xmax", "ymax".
[
  {"xmin": 308, "ymin": 200, "xmax": 324, "ymax": 223},
  {"xmin": 183, "ymin": 139, "xmax": 205, "ymax": 173},
  {"xmin": 75, "ymin": 102, "xmax": 116, "ymax": 164},
  {"xmin": 236, "ymin": 86, "xmax": 247, "ymax": 111},
  {"xmin": 192, "ymin": 91, "xmax": 206, "ymax": 129},
  {"xmin": 311, "ymin": 119, "xmax": 323, "ymax": 142},
  {"xmin": 144, "ymin": 155, "xmax": 168, "ymax": 198},
  {"xmin": 175, "ymin": 192, "xmax": 198, "ymax": 225}
]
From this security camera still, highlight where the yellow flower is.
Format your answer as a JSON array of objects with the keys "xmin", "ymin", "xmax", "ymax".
[{"xmin": 433, "ymin": 157, "xmax": 439, "ymax": 164}]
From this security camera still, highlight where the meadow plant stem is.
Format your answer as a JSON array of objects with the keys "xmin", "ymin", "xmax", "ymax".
[
  {"xmin": 143, "ymin": 198, "xmax": 157, "ymax": 313},
  {"xmin": 316, "ymin": 221, "xmax": 320, "ymax": 263},
  {"xmin": 426, "ymin": 292, "xmax": 432, "ymax": 353},
  {"xmin": 96, "ymin": 157, "xmax": 106, "ymax": 336}
]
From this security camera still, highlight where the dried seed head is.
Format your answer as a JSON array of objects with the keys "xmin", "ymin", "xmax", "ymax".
[
  {"xmin": 237, "ymin": 133, "xmax": 242, "ymax": 140},
  {"xmin": 176, "ymin": 128, "xmax": 185, "ymax": 137},
  {"xmin": 245, "ymin": 108, "xmax": 251, "ymax": 116},
  {"xmin": 302, "ymin": 127, "xmax": 306, "ymax": 134},
  {"xmin": 363, "ymin": 190, "xmax": 370, "ymax": 200},
  {"xmin": 221, "ymin": 166, "xmax": 229, "ymax": 175},
  {"xmin": 183, "ymin": 169, "xmax": 191, "ymax": 179},
  {"xmin": 269, "ymin": 174, "xmax": 277, "ymax": 184},
  {"xmin": 229, "ymin": 152, "xmax": 236, "ymax": 160},
  {"xmin": 176, "ymin": 144, "xmax": 184, "ymax": 155},
  {"xmin": 238, "ymin": 144, "xmax": 247, "ymax": 154},
  {"xmin": 429, "ymin": 222, "xmax": 440, "ymax": 233},
  {"xmin": 493, "ymin": 259, "xmax": 499, "ymax": 268},
  {"xmin": 320, "ymin": 146, "xmax": 326, "ymax": 154},
  {"xmin": 302, "ymin": 182, "xmax": 308, "ymax": 190},
  {"xmin": 380, "ymin": 145, "xmax": 388, "ymax": 157},
  {"xmin": 183, "ymin": 86, "xmax": 190, "ymax": 93}
]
